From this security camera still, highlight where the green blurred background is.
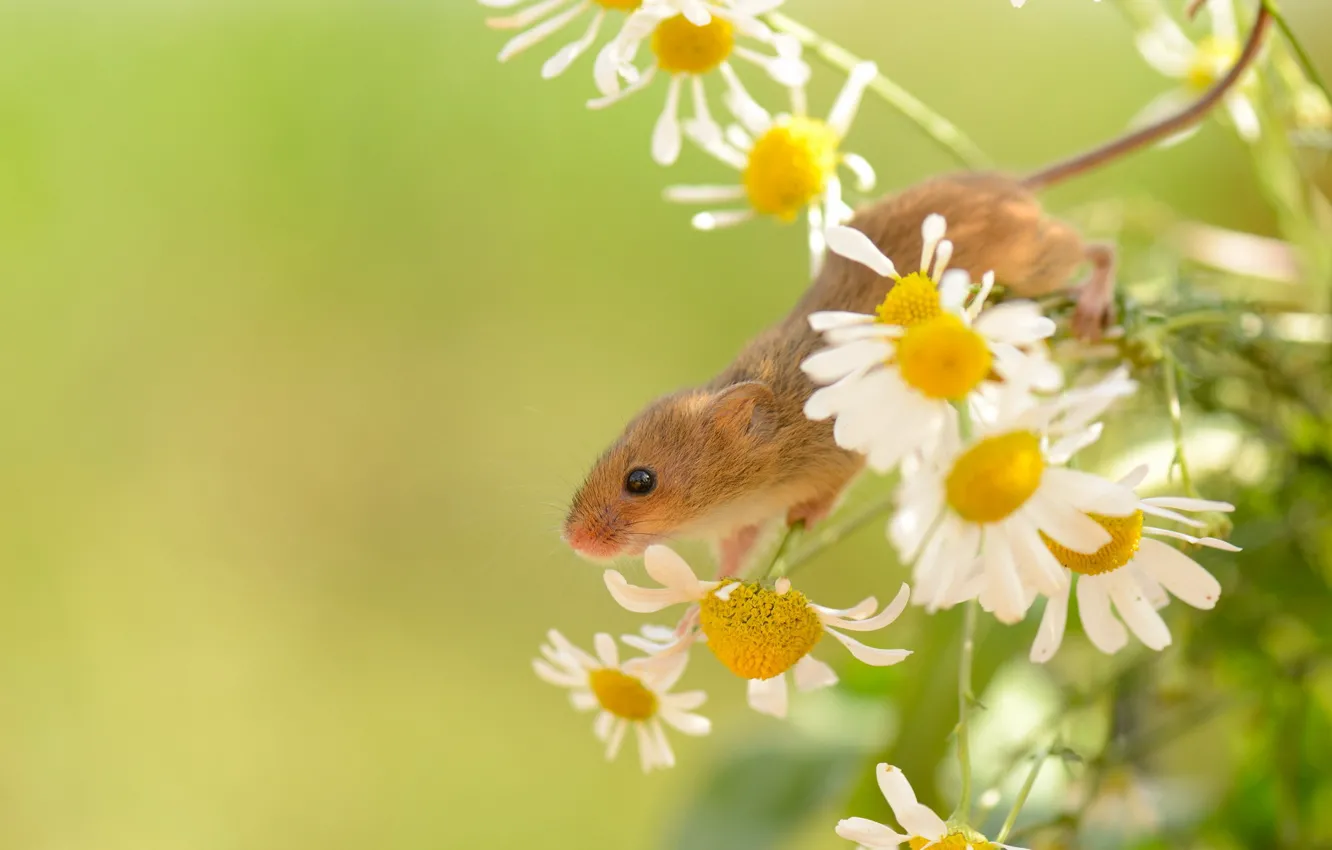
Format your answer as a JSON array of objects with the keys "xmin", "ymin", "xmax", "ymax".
[{"xmin": 0, "ymin": 1, "xmax": 1328, "ymax": 848}]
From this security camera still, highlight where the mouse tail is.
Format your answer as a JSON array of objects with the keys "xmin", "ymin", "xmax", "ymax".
[{"xmin": 1022, "ymin": 1, "xmax": 1272, "ymax": 192}]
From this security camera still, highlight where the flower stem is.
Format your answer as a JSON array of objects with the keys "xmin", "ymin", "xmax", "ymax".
[
  {"xmin": 995, "ymin": 741, "xmax": 1054, "ymax": 843},
  {"xmin": 952, "ymin": 600, "xmax": 979, "ymax": 823},
  {"xmin": 784, "ymin": 493, "xmax": 896, "ymax": 575},
  {"xmin": 764, "ymin": 12, "xmax": 992, "ymax": 169},
  {"xmin": 1263, "ymin": 0, "xmax": 1332, "ymax": 107},
  {"xmin": 763, "ymin": 520, "xmax": 805, "ymax": 579},
  {"xmin": 1162, "ymin": 347, "xmax": 1197, "ymax": 497}
]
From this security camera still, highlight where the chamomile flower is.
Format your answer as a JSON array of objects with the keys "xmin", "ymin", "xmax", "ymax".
[
  {"xmin": 1029, "ymin": 465, "xmax": 1237, "ymax": 662},
  {"xmin": 837, "ymin": 764, "xmax": 1026, "ymax": 850},
  {"xmin": 664, "ymin": 61, "xmax": 879, "ymax": 266},
  {"xmin": 533, "ymin": 628, "xmax": 710, "ymax": 771},
  {"xmin": 589, "ymin": 1, "xmax": 810, "ymax": 165},
  {"xmin": 891, "ymin": 371, "xmax": 1140, "ymax": 624},
  {"xmin": 604, "ymin": 545, "xmax": 912, "ymax": 718},
  {"xmin": 1132, "ymin": 0, "xmax": 1259, "ymax": 142},
  {"xmin": 481, "ymin": 0, "xmax": 644, "ymax": 79},
  {"xmin": 799, "ymin": 216, "xmax": 1061, "ymax": 474}
]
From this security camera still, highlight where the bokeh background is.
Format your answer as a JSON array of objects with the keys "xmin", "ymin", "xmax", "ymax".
[{"xmin": 0, "ymin": 1, "xmax": 1329, "ymax": 848}]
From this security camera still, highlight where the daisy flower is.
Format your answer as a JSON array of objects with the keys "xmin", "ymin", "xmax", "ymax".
[
  {"xmin": 798, "ymin": 215, "xmax": 1061, "ymax": 475},
  {"xmin": 664, "ymin": 60, "xmax": 879, "ymax": 265},
  {"xmin": 891, "ymin": 370, "xmax": 1140, "ymax": 624},
  {"xmin": 1131, "ymin": 0, "xmax": 1259, "ymax": 142},
  {"xmin": 836, "ymin": 763, "xmax": 1026, "ymax": 850},
  {"xmin": 589, "ymin": 0, "xmax": 810, "ymax": 165},
  {"xmin": 481, "ymin": 0, "xmax": 644, "ymax": 80},
  {"xmin": 604, "ymin": 544, "xmax": 911, "ymax": 718},
  {"xmin": 533, "ymin": 628, "xmax": 711, "ymax": 771},
  {"xmin": 1029, "ymin": 465, "xmax": 1238, "ymax": 662}
]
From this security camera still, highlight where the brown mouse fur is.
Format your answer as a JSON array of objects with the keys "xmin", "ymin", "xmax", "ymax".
[{"xmin": 563, "ymin": 6, "xmax": 1272, "ymax": 572}]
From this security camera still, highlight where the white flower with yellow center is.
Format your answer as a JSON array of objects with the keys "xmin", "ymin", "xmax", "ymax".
[
  {"xmin": 664, "ymin": 61, "xmax": 879, "ymax": 261},
  {"xmin": 604, "ymin": 544, "xmax": 911, "ymax": 718},
  {"xmin": 836, "ymin": 764, "xmax": 1026, "ymax": 850},
  {"xmin": 482, "ymin": 0, "xmax": 647, "ymax": 79},
  {"xmin": 1029, "ymin": 465, "xmax": 1238, "ymax": 662},
  {"xmin": 798, "ymin": 216, "xmax": 1061, "ymax": 474},
  {"xmin": 533, "ymin": 628, "xmax": 710, "ymax": 771},
  {"xmin": 1132, "ymin": 0, "xmax": 1259, "ymax": 142},
  {"xmin": 589, "ymin": 1, "xmax": 810, "ymax": 165},
  {"xmin": 891, "ymin": 371, "xmax": 1140, "ymax": 624}
]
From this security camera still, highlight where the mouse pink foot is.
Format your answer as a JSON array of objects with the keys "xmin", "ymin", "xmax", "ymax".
[
  {"xmin": 717, "ymin": 524, "xmax": 763, "ymax": 578},
  {"xmin": 786, "ymin": 493, "xmax": 840, "ymax": 529},
  {"xmin": 1071, "ymin": 243, "xmax": 1117, "ymax": 340}
]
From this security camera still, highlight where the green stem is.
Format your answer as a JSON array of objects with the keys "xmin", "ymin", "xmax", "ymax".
[
  {"xmin": 951, "ymin": 600, "xmax": 979, "ymax": 823},
  {"xmin": 1263, "ymin": 0, "xmax": 1332, "ymax": 106},
  {"xmin": 765, "ymin": 12, "xmax": 991, "ymax": 169},
  {"xmin": 1162, "ymin": 347, "xmax": 1197, "ymax": 497},
  {"xmin": 995, "ymin": 742, "xmax": 1054, "ymax": 843},
  {"xmin": 784, "ymin": 493, "xmax": 895, "ymax": 575},
  {"xmin": 763, "ymin": 520, "xmax": 805, "ymax": 579}
]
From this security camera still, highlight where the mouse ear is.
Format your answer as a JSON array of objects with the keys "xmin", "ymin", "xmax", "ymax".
[{"xmin": 708, "ymin": 381, "xmax": 777, "ymax": 440}]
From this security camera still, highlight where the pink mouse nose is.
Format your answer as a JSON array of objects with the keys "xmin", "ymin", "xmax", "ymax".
[{"xmin": 563, "ymin": 520, "xmax": 626, "ymax": 560}]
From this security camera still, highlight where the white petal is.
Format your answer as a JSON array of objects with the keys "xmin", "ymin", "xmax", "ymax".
[
  {"xmin": 841, "ymin": 152, "xmax": 876, "ymax": 192},
  {"xmin": 1129, "ymin": 89, "xmax": 1204, "ymax": 147},
  {"xmin": 1107, "ymin": 572, "xmax": 1172, "ymax": 650},
  {"xmin": 809, "ymin": 595, "xmax": 879, "ymax": 620},
  {"xmin": 793, "ymin": 655, "xmax": 839, "ymax": 691},
  {"xmin": 821, "ymin": 583, "xmax": 911, "ymax": 632},
  {"xmin": 481, "ymin": 0, "xmax": 537, "ymax": 8},
  {"xmin": 747, "ymin": 674, "xmax": 789, "ymax": 718},
  {"xmin": 678, "ymin": 0, "xmax": 711, "ymax": 26},
  {"xmin": 1118, "ymin": 464, "xmax": 1151, "ymax": 489},
  {"xmin": 718, "ymin": 62, "xmax": 772, "ymax": 135},
  {"xmin": 733, "ymin": 45, "xmax": 810, "ymax": 87},
  {"xmin": 1076, "ymin": 577, "xmax": 1129, "ymax": 654},
  {"xmin": 546, "ymin": 629, "xmax": 600, "ymax": 669},
  {"xmin": 644, "ymin": 544, "xmax": 703, "ymax": 594},
  {"xmin": 1006, "ymin": 513, "xmax": 1069, "ymax": 597},
  {"xmin": 876, "ymin": 765, "xmax": 948, "ymax": 840},
  {"xmin": 685, "ymin": 74, "xmax": 723, "ymax": 146},
  {"xmin": 826, "ymin": 225, "xmax": 897, "ymax": 278},
  {"xmin": 605, "ymin": 717, "xmax": 627, "ymax": 759},
  {"xmin": 587, "ymin": 63, "xmax": 657, "ymax": 109},
  {"xmin": 810, "ymin": 310, "xmax": 876, "ymax": 332},
  {"xmin": 1046, "ymin": 423, "xmax": 1103, "ymax": 466},
  {"xmin": 593, "ymin": 709, "xmax": 615, "ymax": 741},
  {"xmin": 1135, "ymin": 537, "xmax": 1222, "ymax": 609},
  {"xmin": 533, "ymin": 659, "xmax": 585, "ymax": 687},
  {"xmin": 569, "ymin": 689, "xmax": 600, "ymax": 710},
  {"xmin": 664, "ymin": 184, "xmax": 747, "ymax": 203},
  {"xmin": 652, "ymin": 75, "xmax": 685, "ymax": 165},
  {"xmin": 1140, "ymin": 496, "xmax": 1235, "ymax": 513},
  {"xmin": 937, "ymin": 268, "xmax": 971, "ymax": 314},
  {"xmin": 1042, "ymin": 467, "xmax": 1139, "ymax": 516},
  {"xmin": 541, "ymin": 6, "xmax": 602, "ymax": 78},
  {"xmin": 826, "ymin": 60, "xmax": 877, "ymax": 137},
  {"xmin": 661, "ymin": 708, "xmax": 711, "ymax": 736},
  {"xmin": 635, "ymin": 722, "xmax": 658, "ymax": 771},
  {"xmin": 826, "ymin": 627, "xmax": 911, "ymax": 666},
  {"xmin": 487, "ymin": 0, "xmax": 573, "ymax": 30},
  {"xmin": 604, "ymin": 569, "xmax": 691, "ymax": 613},
  {"xmin": 1030, "ymin": 581, "xmax": 1070, "ymax": 664},
  {"xmin": 1225, "ymin": 93, "xmax": 1261, "ymax": 141},
  {"xmin": 1139, "ymin": 503, "xmax": 1208, "ymax": 529},
  {"xmin": 974, "ymin": 301, "xmax": 1056, "ymax": 344},
  {"xmin": 1208, "ymin": 0, "xmax": 1239, "ymax": 42},
  {"xmin": 693, "ymin": 209, "xmax": 754, "ymax": 230},
  {"xmin": 661, "ymin": 689, "xmax": 707, "ymax": 712},
  {"xmin": 1143, "ymin": 526, "xmax": 1241, "ymax": 552},
  {"xmin": 835, "ymin": 817, "xmax": 910, "ymax": 848},
  {"xmin": 1021, "ymin": 493, "xmax": 1110, "ymax": 556},
  {"xmin": 593, "ymin": 633, "xmax": 619, "ymax": 667},
  {"xmin": 982, "ymin": 524, "xmax": 1029, "ymax": 624},
  {"xmin": 1134, "ymin": 16, "xmax": 1195, "ymax": 77},
  {"xmin": 497, "ymin": 1, "xmax": 586, "ymax": 61},
  {"xmin": 649, "ymin": 718, "xmax": 676, "ymax": 769},
  {"xmin": 801, "ymin": 340, "xmax": 892, "ymax": 383}
]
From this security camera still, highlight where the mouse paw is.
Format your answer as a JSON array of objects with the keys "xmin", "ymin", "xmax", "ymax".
[
  {"xmin": 786, "ymin": 495, "xmax": 838, "ymax": 530},
  {"xmin": 1071, "ymin": 285, "xmax": 1116, "ymax": 341},
  {"xmin": 717, "ymin": 524, "xmax": 763, "ymax": 578}
]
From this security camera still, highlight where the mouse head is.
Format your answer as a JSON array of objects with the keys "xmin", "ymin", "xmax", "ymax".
[{"xmin": 563, "ymin": 381, "xmax": 782, "ymax": 560}]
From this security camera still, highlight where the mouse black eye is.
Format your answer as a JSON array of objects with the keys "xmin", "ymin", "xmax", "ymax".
[{"xmin": 624, "ymin": 468, "xmax": 656, "ymax": 496}]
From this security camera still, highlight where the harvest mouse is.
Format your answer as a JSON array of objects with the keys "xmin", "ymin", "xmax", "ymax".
[{"xmin": 564, "ymin": 5, "xmax": 1272, "ymax": 573}]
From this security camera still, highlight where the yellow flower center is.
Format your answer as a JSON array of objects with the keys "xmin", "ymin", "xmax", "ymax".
[
  {"xmin": 1042, "ymin": 510, "xmax": 1145, "ymax": 576},
  {"xmin": 742, "ymin": 117, "xmax": 840, "ymax": 222},
  {"xmin": 875, "ymin": 272, "xmax": 942, "ymax": 327},
  {"xmin": 588, "ymin": 668, "xmax": 658, "ymax": 721},
  {"xmin": 945, "ymin": 431, "xmax": 1045, "ymax": 524},
  {"xmin": 1186, "ymin": 35, "xmax": 1239, "ymax": 91},
  {"xmin": 651, "ymin": 14, "xmax": 734, "ymax": 76},
  {"xmin": 895, "ymin": 314, "xmax": 993, "ymax": 400},
  {"xmin": 908, "ymin": 832, "xmax": 996, "ymax": 850},
  {"xmin": 698, "ymin": 581, "xmax": 823, "ymax": 680},
  {"xmin": 594, "ymin": 0, "xmax": 641, "ymax": 9}
]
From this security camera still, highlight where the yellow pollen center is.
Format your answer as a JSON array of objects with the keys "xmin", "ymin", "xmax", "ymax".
[
  {"xmin": 895, "ymin": 313, "xmax": 993, "ymax": 400},
  {"xmin": 742, "ymin": 117, "xmax": 840, "ymax": 222},
  {"xmin": 908, "ymin": 833, "xmax": 996, "ymax": 850},
  {"xmin": 1187, "ymin": 36, "xmax": 1239, "ymax": 91},
  {"xmin": 651, "ymin": 15, "xmax": 734, "ymax": 76},
  {"xmin": 946, "ymin": 431, "xmax": 1046, "ymax": 524},
  {"xmin": 588, "ymin": 668, "xmax": 658, "ymax": 721},
  {"xmin": 875, "ymin": 273, "xmax": 942, "ymax": 327},
  {"xmin": 698, "ymin": 581, "xmax": 823, "ymax": 680},
  {"xmin": 1042, "ymin": 510, "xmax": 1145, "ymax": 576},
  {"xmin": 594, "ymin": 0, "xmax": 641, "ymax": 9}
]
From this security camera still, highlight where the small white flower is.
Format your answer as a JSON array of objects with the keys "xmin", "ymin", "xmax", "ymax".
[
  {"xmin": 892, "ymin": 370, "xmax": 1140, "ymax": 624},
  {"xmin": 799, "ymin": 215, "xmax": 1061, "ymax": 475},
  {"xmin": 665, "ymin": 60, "xmax": 879, "ymax": 267},
  {"xmin": 589, "ymin": 0, "xmax": 810, "ymax": 165},
  {"xmin": 534, "ymin": 628, "xmax": 711, "ymax": 771},
  {"xmin": 481, "ymin": 0, "xmax": 645, "ymax": 80},
  {"xmin": 836, "ymin": 763, "xmax": 1027, "ymax": 849},
  {"xmin": 604, "ymin": 545, "xmax": 912, "ymax": 718},
  {"xmin": 1029, "ymin": 465, "xmax": 1237, "ymax": 661},
  {"xmin": 1131, "ymin": 0, "xmax": 1259, "ymax": 143}
]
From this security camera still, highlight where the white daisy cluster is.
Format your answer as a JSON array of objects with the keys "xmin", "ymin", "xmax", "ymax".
[{"xmin": 801, "ymin": 216, "xmax": 1240, "ymax": 663}]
